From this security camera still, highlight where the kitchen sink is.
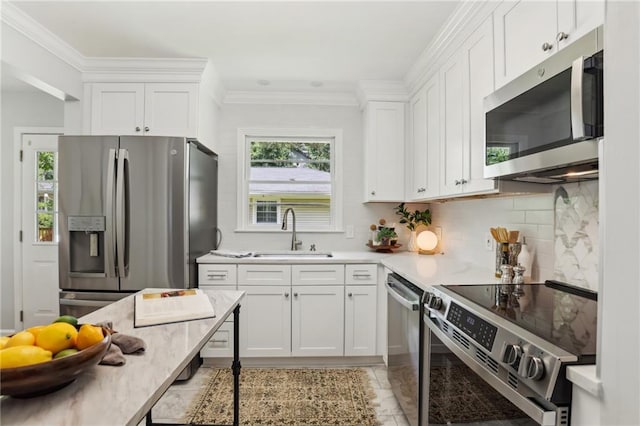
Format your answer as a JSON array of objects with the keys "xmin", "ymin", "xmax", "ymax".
[{"xmin": 252, "ymin": 251, "xmax": 333, "ymax": 258}]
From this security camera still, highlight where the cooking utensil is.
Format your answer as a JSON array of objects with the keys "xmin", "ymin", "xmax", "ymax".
[{"xmin": 508, "ymin": 230, "xmax": 520, "ymax": 244}]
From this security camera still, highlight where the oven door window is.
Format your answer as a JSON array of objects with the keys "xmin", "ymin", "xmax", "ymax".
[{"xmin": 425, "ymin": 330, "xmax": 536, "ymax": 425}]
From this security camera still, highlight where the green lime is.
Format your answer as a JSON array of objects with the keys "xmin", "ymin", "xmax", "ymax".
[
  {"xmin": 54, "ymin": 348, "xmax": 79, "ymax": 359},
  {"xmin": 53, "ymin": 315, "xmax": 78, "ymax": 327}
]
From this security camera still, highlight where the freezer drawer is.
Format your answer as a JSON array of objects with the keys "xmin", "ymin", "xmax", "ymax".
[{"xmin": 59, "ymin": 291, "xmax": 128, "ymax": 318}]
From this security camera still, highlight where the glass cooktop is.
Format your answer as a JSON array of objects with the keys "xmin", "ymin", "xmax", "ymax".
[{"xmin": 444, "ymin": 281, "xmax": 597, "ymax": 357}]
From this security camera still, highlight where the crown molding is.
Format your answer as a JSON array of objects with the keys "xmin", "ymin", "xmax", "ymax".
[
  {"xmin": 223, "ymin": 90, "xmax": 359, "ymax": 107},
  {"xmin": 404, "ymin": 0, "xmax": 497, "ymax": 96},
  {"xmin": 356, "ymin": 80, "xmax": 409, "ymax": 108},
  {"xmin": 1, "ymin": 1, "xmax": 85, "ymax": 71},
  {"xmin": 81, "ymin": 57, "xmax": 209, "ymax": 83}
]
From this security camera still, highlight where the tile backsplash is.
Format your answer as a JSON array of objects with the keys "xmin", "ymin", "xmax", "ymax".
[
  {"xmin": 552, "ymin": 181, "xmax": 599, "ymax": 291},
  {"xmin": 428, "ymin": 181, "xmax": 599, "ymax": 290}
]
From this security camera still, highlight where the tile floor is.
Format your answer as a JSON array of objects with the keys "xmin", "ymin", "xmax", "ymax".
[{"xmin": 150, "ymin": 364, "xmax": 410, "ymax": 426}]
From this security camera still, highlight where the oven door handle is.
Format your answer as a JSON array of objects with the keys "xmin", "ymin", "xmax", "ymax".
[{"xmin": 386, "ymin": 282, "xmax": 420, "ymax": 311}]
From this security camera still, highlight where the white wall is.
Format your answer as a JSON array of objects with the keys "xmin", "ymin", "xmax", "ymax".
[
  {"xmin": 0, "ymin": 90, "xmax": 64, "ymax": 331},
  {"xmin": 216, "ymin": 103, "xmax": 402, "ymax": 252},
  {"xmin": 599, "ymin": 1, "xmax": 640, "ymax": 424}
]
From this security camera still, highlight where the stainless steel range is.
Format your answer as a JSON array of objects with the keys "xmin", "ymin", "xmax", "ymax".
[{"xmin": 423, "ymin": 281, "xmax": 597, "ymax": 426}]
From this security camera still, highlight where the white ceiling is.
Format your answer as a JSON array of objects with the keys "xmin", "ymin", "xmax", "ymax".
[{"xmin": 9, "ymin": 1, "xmax": 460, "ymax": 91}]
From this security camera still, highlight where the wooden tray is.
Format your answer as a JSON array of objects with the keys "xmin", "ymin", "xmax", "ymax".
[{"xmin": 366, "ymin": 243, "xmax": 402, "ymax": 253}]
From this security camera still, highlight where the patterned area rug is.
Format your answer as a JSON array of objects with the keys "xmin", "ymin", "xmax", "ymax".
[{"xmin": 184, "ymin": 368, "xmax": 379, "ymax": 425}]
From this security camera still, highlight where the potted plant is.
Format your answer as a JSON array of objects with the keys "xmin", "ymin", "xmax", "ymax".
[
  {"xmin": 394, "ymin": 203, "xmax": 432, "ymax": 252},
  {"xmin": 375, "ymin": 227, "xmax": 398, "ymax": 246}
]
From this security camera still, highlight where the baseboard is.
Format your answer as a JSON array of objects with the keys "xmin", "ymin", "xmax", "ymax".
[{"xmin": 203, "ymin": 355, "xmax": 384, "ymax": 368}]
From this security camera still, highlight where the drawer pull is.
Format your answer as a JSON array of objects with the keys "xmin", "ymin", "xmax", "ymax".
[
  {"xmin": 207, "ymin": 273, "xmax": 227, "ymax": 280},
  {"xmin": 211, "ymin": 339, "xmax": 228, "ymax": 343},
  {"xmin": 353, "ymin": 273, "xmax": 372, "ymax": 278}
]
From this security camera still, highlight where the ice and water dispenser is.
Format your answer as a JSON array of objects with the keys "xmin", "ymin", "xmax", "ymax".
[{"xmin": 67, "ymin": 216, "xmax": 105, "ymax": 275}]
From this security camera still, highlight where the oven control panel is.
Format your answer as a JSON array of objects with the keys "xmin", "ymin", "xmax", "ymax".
[{"xmin": 447, "ymin": 302, "xmax": 498, "ymax": 351}]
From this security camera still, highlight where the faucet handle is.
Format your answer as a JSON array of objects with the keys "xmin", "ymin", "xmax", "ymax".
[{"xmin": 294, "ymin": 240, "xmax": 303, "ymax": 250}]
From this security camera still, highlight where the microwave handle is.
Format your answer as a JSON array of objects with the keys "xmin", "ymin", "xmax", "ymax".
[{"xmin": 571, "ymin": 56, "xmax": 586, "ymax": 140}]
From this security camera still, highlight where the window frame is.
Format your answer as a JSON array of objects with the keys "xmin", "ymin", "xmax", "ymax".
[{"xmin": 237, "ymin": 128, "xmax": 343, "ymax": 233}]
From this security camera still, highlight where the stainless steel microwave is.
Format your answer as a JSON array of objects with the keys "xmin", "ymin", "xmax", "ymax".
[{"xmin": 484, "ymin": 26, "xmax": 603, "ymax": 184}]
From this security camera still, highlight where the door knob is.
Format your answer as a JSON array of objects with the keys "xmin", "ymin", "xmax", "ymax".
[
  {"xmin": 293, "ymin": 292, "xmax": 298, "ymax": 297},
  {"xmin": 556, "ymin": 32, "xmax": 569, "ymax": 42},
  {"xmin": 348, "ymin": 292, "xmax": 353, "ymax": 297},
  {"xmin": 541, "ymin": 42, "xmax": 553, "ymax": 52},
  {"xmin": 460, "ymin": 179, "xmax": 468, "ymax": 184},
  {"xmin": 144, "ymin": 126, "xmax": 150, "ymax": 132},
  {"xmin": 284, "ymin": 292, "xmax": 290, "ymax": 298},
  {"xmin": 370, "ymin": 191, "xmax": 376, "ymax": 196},
  {"xmin": 135, "ymin": 126, "xmax": 141, "ymax": 132},
  {"xmin": 454, "ymin": 180, "xmax": 461, "ymax": 185}
]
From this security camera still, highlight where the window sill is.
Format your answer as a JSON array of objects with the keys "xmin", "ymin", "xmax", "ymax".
[{"xmin": 234, "ymin": 228, "xmax": 344, "ymax": 234}]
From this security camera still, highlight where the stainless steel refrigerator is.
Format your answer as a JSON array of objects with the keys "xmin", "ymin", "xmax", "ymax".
[{"xmin": 58, "ymin": 136, "xmax": 218, "ymax": 317}]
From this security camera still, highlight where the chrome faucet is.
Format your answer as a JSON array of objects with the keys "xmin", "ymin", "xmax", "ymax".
[{"xmin": 282, "ymin": 208, "xmax": 302, "ymax": 251}]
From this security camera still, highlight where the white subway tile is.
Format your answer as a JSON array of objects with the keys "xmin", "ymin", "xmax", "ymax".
[
  {"xmin": 525, "ymin": 210, "xmax": 554, "ymax": 225},
  {"xmin": 513, "ymin": 194, "xmax": 553, "ymax": 210},
  {"xmin": 507, "ymin": 210, "xmax": 526, "ymax": 224}
]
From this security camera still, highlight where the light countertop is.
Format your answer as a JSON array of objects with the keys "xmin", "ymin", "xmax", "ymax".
[
  {"xmin": 0, "ymin": 289, "xmax": 244, "ymax": 426},
  {"xmin": 197, "ymin": 250, "xmax": 390, "ymax": 264}
]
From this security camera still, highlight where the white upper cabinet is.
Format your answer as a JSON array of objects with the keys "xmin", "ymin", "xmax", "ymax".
[
  {"xmin": 90, "ymin": 82, "xmax": 198, "ymax": 137},
  {"xmin": 460, "ymin": 16, "xmax": 496, "ymax": 194},
  {"xmin": 439, "ymin": 52, "xmax": 465, "ymax": 196},
  {"xmin": 494, "ymin": 0, "xmax": 604, "ymax": 88},
  {"xmin": 363, "ymin": 101, "xmax": 405, "ymax": 202},
  {"xmin": 408, "ymin": 74, "xmax": 440, "ymax": 201}
]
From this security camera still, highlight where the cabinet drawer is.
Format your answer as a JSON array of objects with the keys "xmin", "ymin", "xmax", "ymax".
[
  {"xmin": 238, "ymin": 265, "xmax": 291, "ymax": 285},
  {"xmin": 201, "ymin": 321, "xmax": 234, "ymax": 358},
  {"xmin": 199, "ymin": 264, "xmax": 237, "ymax": 286},
  {"xmin": 345, "ymin": 264, "xmax": 378, "ymax": 285},
  {"xmin": 291, "ymin": 265, "xmax": 345, "ymax": 285}
]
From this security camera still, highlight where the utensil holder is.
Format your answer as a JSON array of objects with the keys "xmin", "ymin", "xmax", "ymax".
[
  {"xmin": 508, "ymin": 242, "xmax": 522, "ymax": 267},
  {"xmin": 495, "ymin": 243, "xmax": 509, "ymax": 278}
]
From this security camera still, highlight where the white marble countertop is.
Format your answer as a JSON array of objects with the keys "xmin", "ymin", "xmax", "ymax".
[
  {"xmin": 380, "ymin": 252, "xmax": 499, "ymax": 291},
  {"xmin": 0, "ymin": 289, "xmax": 244, "ymax": 426},
  {"xmin": 197, "ymin": 250, "xmax": 390, "ymax": 264}
]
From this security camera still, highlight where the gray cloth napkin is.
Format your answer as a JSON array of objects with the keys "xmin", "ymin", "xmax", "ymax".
[
  {"xmin": 111, "ymin": 333, "xmax": 146, "ymax": 354},
  {"xmin": 99, "ymin": 344, "xmax": 126, "ymax": 366}
]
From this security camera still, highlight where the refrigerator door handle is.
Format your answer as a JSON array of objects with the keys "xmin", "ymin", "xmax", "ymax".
[
  {"xmin": 116, "ymin": 149, "xmax": 130, "ymax": 278},
  {"xmin": 105, "ymin": 148, "xmax": 117, "ymax": 278}
]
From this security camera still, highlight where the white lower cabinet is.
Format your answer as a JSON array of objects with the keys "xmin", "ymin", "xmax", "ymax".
[
  {"xmin": 291, "ymin": 285, "xmax": 344, "ymax": 357},
  {"xmin": 200, "ymin": 285, "xmax": 236, "ymax": 358},
  {"xmin": 344, "ymin": 285, "xmax": 377, "ymax": 356},
  {"xmin": 200, "ymin": 262, "xmax": 378, "ymax": 359},
  {"xmin": 238, "ymin": 285, "xmax": 291, "ymax": 357}
]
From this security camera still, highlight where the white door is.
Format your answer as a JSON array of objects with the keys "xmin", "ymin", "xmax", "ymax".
[
  {"xmin": 292, "ymin": 285, "xmax": 344, "ymax": 356},
  {"xmin": 21, "ymin": 133, "xmax": 61, "ymax": 327},
  {"xmin": 439, "ymin": 53, "xmax": 465, "ymax": 196},
  {"xmin": 238, "ymin": 285, "xmax": 291, "ymax": 357}
]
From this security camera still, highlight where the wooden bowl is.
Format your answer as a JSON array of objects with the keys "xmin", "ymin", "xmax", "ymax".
[{"xmin": 0, "ymin": 330, "xmax": 111, "ymax": 398}]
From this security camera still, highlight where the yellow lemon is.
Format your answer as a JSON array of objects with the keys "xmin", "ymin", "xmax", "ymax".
[
  {"xmin": 5, "ymin": 331, "xmax": 36, "ymax": 348},
  {"xmin": 76, "ymin": 324, "xmax": 104, "ymax": 350},
  {"xmin": 0, "ymin": 336, "xmax": 10, "ymax": 349},
  {"xmin": 0, "ymin": 345, "xmax": 52, "ymax": 369},
  {"xmin": 35, "ymin": 323, "xmax": 78, "ymax": 354},
  {"xmin": 26, "ymin": 325, "xmax": 46, "ymax": 339}
]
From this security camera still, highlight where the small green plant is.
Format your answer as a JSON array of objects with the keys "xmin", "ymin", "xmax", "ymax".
[
  {"xmin": 375, "ymin": 227, "xmax": 398, "ymax": 243},
  {"xmin": 394, "ymin": 203, "xmax": 432, "ymax": 231}
]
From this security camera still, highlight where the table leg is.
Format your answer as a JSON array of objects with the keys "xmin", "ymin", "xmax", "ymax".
[{"xmin": 231, "ymin": 304, "xmax": 241, "ymax": 426}]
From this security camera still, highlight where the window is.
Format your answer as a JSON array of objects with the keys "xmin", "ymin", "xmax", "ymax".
[
  {"xmin": 238, "ymin": 129, "xmax": 343, "ymax": 232},
  {"xmin": 255, "ymin": 200, "xmax": 279, "ymax": 224},
  {"xmin": 35, "ymin": 151, "xmax": 58, "ymax": 242}
]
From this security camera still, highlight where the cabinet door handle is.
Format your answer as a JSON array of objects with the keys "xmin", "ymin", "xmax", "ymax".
[
  {"xmin": 461, "ymin": 178, "xmax": 468, "ymax": 184},
  {"xmin": 135, "ymin": 126, "xmax": 141, "ymax": 132},
  {"xmin": 454, "ymin": 180, "xmax": 461, "ymax": 186},
  {"xmin": 353, "ymin": 273, "xmax": 371, "ymax": 279},
  {"xmin": 207, "ymin": 273, "xmax": 227, "ymax": 280},
  {"xmin": 370, "ymin": 191, "xmax": 376, "ymax": 196},
  {"xmin": 556, "ymin": 31, "xmax": 569, "ymax": 42},
  {"xmin": 348, "ymin": 292, "xmax": 353, "ymax": 297},
  {"xmin": 144, "ymin": 126, "xmax": 150, "ymax": 132},
  {"xmin": 541, "ymin": 42, "xmax": 553, "ymax": 52},
  {"xmin": 293, "ymin": 292, "xmax": 298, "ymax": 297},
  {"xmin": 284, "ymin": 292, "xmax": 290, "ymax": 298},
  {"xmin": 211, "ymin": 339, "xmax": 228, "ymax": 343}
]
